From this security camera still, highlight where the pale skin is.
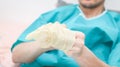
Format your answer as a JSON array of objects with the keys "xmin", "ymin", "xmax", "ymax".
[
  {"xmin": 12, "ymin": 0, "xmax": 110, "ymax": 67},
  {"xmin": 67, "ymin": 33, "xmax": 109, "ymax": 67}
]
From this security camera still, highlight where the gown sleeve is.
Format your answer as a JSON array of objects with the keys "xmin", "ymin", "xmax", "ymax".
[
  {"xmin": 11, "ymin": 10, "xmax": 59, "ymax": 51},
  {"xmin": 108, "ymin": 11, "xmax": 120, "ymax": 66}
]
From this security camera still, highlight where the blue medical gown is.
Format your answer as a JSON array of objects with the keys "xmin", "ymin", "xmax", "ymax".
[{"xmin": 11, "ymin": 5, "xmax": 120, "ymax": 67}]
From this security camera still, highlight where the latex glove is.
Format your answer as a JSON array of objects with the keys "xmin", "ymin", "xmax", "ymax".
[{"xmin": 26, "ymin": 22, "xmax": 79, "ymax": 52}]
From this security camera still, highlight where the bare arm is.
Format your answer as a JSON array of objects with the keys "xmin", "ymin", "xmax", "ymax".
[
  {"xmin": 12, "ymin": 40, "xmax": 54, "ymax": 63},
  {"xmin": 73, "ymin": 46, "xmax": 109, "ymax": 67},
  {"xmin": 67, "ymin": 33, "xmax": 109, "ymax": 67}
]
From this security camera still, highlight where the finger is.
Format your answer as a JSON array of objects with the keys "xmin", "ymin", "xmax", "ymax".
[
  {"xmin": 73, "ymin": 38, "xmax": 84, "ymax": 48},
  {"xmin": 67, "ymin": 50, "xmax": 73, "ymax": 56},
  {"xmin": 75, "ymin": 32, "xmax": 85, "ymax": 46},
  {"xmin": 71, "ymin": 47, "xmax": 81, "ymax": 51},
  {"xmin": 61, "ymin": 24, "xmax": 67, "ymax": 28},
  {"xmin": 69, "ymin": 47, "xmax": 82, "ymax": 55},
  {"xmin": 75, "ymin": 32, "xmax": 85, "ymax": 40}
]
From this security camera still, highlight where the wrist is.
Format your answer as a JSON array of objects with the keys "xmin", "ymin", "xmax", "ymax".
[{"xmin": 73, "ymin": 46, "xmax": 109, "ymax": 67}]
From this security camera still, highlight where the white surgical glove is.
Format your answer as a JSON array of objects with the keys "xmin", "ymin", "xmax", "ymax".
[{"xmin": 26, "ymin": 22, "xmax": 78, "ymax": 52}]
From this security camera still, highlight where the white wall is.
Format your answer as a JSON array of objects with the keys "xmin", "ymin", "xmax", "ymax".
[
  {"xmin": 0, "ymin": 0, "xmax": 57, "ymax": 46},
  {"xmin": 0, "ymin": 0, "xmax": 120, "ymax": 24},
  {"xmin": 105, "ymin": 0, "xmax": 120, "ymax": 11},
  {"xmin": 0, "ymin": 0, "xmax": 57, "ymax": 24}
]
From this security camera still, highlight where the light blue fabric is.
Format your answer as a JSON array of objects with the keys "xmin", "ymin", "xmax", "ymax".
[{"xmin": 11, "ymin": 4, "xmax": 120, "ymax": 67}]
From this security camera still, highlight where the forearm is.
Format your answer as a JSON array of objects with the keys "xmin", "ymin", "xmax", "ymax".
[
  {"xmin": 12, "ymin": 41, "xmax": 49, "ymax": 63},
  {"xmin": 73, "ymin": 46, "xmax": 109, "ymax": 67}
]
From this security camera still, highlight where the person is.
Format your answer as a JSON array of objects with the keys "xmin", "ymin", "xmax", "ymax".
[{"xmin": 11, "ymin": 0, "xmax": 120, "ymax": 67}]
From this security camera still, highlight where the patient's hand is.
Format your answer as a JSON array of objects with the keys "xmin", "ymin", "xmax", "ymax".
[
  {"xmin": 67, "ymin": 33, "xmax": 109, "ymax": 67},
  {"xmin": 67, "ymin": 32, "xmax": 85, "ymax": 56}
]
